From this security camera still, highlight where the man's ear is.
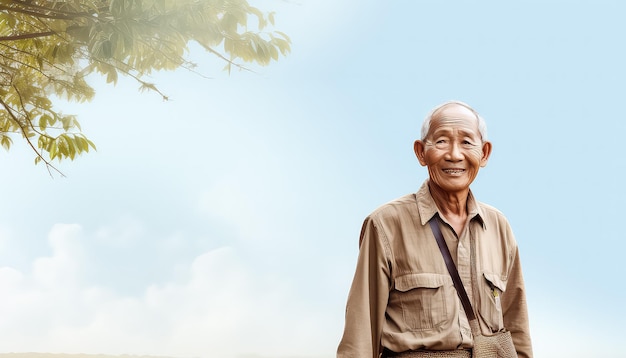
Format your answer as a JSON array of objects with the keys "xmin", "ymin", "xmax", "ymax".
[
  {"xmin": 414, "ymin": 140, "xmax": 428, "ymax": 166},
  {"xmin": 480, "ymin": 141, "xmax": 493, "ymax": 167}
]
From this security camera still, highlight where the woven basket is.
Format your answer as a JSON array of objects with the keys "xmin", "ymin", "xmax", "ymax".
[
  {"xmin": 384, "ymin": 349, "xmax": 471, "ymax": 358},
  {"xmin": 472, "ymin": 329, "xmax": 517, "ymax": 357}
]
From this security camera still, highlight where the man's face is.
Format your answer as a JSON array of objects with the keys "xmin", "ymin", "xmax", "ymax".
[{"xmin": 415, "ymin": 104, "xmax": 492, "ymax": 195}]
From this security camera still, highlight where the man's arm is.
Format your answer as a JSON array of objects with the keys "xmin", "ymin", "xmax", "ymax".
[
  {"xmin": 501, "ymin": 246, "xmax": 533, "ymax": 358},
  {"xmin": 337, "ymin": 217, "xmax": 391, "ymax": 358}
]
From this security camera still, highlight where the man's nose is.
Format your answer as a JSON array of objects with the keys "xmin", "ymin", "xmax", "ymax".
[{"xmin": 446, "ymin": 142, "xmax": 463, "ymax": 161}]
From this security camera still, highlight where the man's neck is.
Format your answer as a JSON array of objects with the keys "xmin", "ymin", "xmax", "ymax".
[{"xmin": 428, "ymin": 181, "xmax": 470, "ymax": 219}]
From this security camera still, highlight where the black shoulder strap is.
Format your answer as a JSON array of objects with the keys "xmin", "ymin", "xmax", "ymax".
[{"xmin": 428, "ymin": 216, "xmax": 476, "ymax": 321}]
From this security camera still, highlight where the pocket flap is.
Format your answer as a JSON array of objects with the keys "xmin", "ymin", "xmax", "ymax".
[
  {"xmin": 483, "ymin": 272, "xmax": 507, "ymax": 292},
  {"xmin": 395, "ymin": 273, "xmax": 449, "ymax": 292}
]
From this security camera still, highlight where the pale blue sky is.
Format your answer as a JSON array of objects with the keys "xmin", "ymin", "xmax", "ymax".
[{"xmin": 0, "ymin": 1, "xmax": 624, "ymax": 357}]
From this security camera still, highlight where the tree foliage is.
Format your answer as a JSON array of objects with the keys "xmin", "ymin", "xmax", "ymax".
[{"xmin": 0, "ymin": 0, "xmax": 290, "ymax": 174}]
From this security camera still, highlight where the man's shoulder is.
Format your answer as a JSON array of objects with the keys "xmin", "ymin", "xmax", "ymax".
[
  {"xmin": 476, "ymin": 200, "xmax": 511, "ymax": 225},
  {"xmin": 367, "ymin": 193, "xmax": 418, "ymax": 220}
]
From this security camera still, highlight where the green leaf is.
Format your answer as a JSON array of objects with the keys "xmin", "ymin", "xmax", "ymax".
[{"xmin": 0, "ymin": 135, "xmax": 11, "ymax": 150}]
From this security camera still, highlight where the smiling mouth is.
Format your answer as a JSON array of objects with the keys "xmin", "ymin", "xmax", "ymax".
[{"xmin": 443, "ymin": 169, "xmax": 465, "ymax": 175}]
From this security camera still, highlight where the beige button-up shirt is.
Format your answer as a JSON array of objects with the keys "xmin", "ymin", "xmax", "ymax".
[{"xmin": 337, "ymin": 180, "xmax": 532, "ymax": 358}]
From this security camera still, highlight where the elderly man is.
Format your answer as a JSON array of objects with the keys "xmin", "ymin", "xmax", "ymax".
[{"xmin": 337, "ymin": 101, "xmax": 532, "ymax": 358}]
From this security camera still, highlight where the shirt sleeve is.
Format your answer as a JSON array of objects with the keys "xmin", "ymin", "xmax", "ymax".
[
  {"xmin": 337, "ymin": 216, "xmax": 391, "ymax": 358},
  {"xmin": 501, "ymin": 245, "xmax": 533, "ymax": 358}
]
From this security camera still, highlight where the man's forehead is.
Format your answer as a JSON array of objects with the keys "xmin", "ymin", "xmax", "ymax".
[
  {"xmin": 431, "ymin": 116, "xmax": 477, "ymax": 126},
  {"xmin": 429, "ymin": 114, "xmax": 480, "ymax": 134}
]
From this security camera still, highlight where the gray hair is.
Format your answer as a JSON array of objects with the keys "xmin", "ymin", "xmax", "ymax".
[{"xmin": 420, "ymin": 100, "xmax": 488, "ymax": 141}]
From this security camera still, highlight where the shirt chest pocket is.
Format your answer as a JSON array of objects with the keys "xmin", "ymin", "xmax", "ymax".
[
  {"xmin": 392, "ymin": 273, "xmax": 457, "ymax": 331},
  {"xmin": 479, "ymin": 272, "xmax": 507, "ymax": 332}
]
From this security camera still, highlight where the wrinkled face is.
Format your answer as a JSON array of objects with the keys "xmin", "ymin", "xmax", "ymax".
[{"xmin": 415, "ymin": 104, "xmax": 492, "ymax": 195}]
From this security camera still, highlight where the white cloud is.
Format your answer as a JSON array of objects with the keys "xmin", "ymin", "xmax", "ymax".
[
  {"xmin": 0, "ymin": 224, "xmax": 337, "ymax": 358},
  {"xmin": 32, "ymin": 224, "xmax": 84, "ymax": 288}
]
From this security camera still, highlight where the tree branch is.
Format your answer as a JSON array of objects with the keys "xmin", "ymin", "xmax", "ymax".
[
  {"xmin": 8, "ymin": 0, "xmax": 104, "ymax": 18},
  {"xmin": 0, "ymin": 30, "xmax": 57, "ymax": 42},
  {"xmin": 0, "ymin": 89, "xmax": 64, "ymax": 177},
  {"xmin": 199, "ymin": 43, "xmax": 255, "ymax": 73},
  {"xmin": 0, "ymin": 3, "xmax": 88, "ymax": 21}
]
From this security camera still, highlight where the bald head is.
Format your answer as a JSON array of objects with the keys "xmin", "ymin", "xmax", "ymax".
[{"xmin": 421, "ymin": 101, "xmax": 488, "ymax": 141}]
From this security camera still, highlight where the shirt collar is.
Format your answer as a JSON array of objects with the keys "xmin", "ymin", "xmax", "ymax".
[{"xmin": 415, "ymin": 180, "xmax": 486, "ymax": 229}]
